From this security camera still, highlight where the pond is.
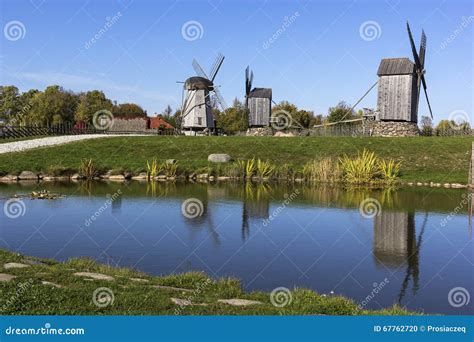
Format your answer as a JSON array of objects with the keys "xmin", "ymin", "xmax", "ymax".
[{"xmin": 0, "ymin": 181, "xmax": 472, "ymax": 314}]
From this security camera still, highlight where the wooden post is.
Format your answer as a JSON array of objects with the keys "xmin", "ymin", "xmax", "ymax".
[{"xmin": 470, "ymin": 142, "xmax": 474, "ymax": 186}]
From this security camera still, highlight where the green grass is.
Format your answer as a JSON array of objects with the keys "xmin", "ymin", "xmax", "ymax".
[
  {"xmin": 0, "ymin": 249, "xmax": 414, "ymax": 315},
  {"xmin": 0, "ymin": 136, "xmax": 471, "ymax": 183}
]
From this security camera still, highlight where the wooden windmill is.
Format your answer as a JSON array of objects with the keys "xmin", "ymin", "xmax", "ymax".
[
  {"xmin": 376, "ymin": 22, "xmax": 433, "ymax": 123},
  {"xmin": 245, "ymin": 66, "xmax": 272, "ymax": 127},
  {"xmin": 181, "ymin": 53, "xmax": 227, "ymax": 135}
]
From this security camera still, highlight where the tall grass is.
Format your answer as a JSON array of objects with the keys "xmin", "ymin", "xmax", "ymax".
[
  {"xmin": 146, "ymin": 159, "xmax": 160, "ymax": 180},
  {"xmin": 339, "ymin": 149, "xmax": 379, "ymax": 184},
  {"xmin": 302, "ymin": 158, "xmax": 340, "ymax": 182},
  {"xmin": 378, "ymin": 159, "xmax": 401, "ymax": 185},
  {"xmin": 161, "ymin": 162, "xmax": 178, "ymax": 178},
  {"xmin": 255, "ymin": 159, "xmax": 275, "ymax": 179},
  {"xmin": 78, "ymin": 159, "xmax": 98, "ymax": 179}
]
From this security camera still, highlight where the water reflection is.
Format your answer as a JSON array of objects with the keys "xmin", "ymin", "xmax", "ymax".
[{"xmin": 0, "ymin": 181, "xmax": 471, "ymax": 314}]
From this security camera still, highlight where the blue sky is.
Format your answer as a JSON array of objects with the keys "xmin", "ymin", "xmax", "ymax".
[{"xmin": 0, "ymin": 0, "xmax": 472, "ymax": 123}]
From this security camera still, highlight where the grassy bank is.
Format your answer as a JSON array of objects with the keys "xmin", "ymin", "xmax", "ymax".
[
  {"xmin": 0, "ymin": 249, "xmax": 412, "ymax": 315},
  {"xmin": 0, "ymin": 136, "xmax": 471, "ymax": 183}
]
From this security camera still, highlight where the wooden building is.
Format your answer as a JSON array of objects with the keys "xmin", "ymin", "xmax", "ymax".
[
  {"xmin": 376, "ymin": 58, "xmax": 419, "ymax": 123},
  {"xmin": 248, "ymin": 88, "xmax": 272, "ymax": 127},
  {"xmin": 181, "ymin": 76, "xmax": 215, "ymax": 132}
]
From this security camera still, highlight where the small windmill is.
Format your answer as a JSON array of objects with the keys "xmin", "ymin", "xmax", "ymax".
[
  {"xmin": 181, "ymin": 53, "xmax": 227, "ymax": 135},
  {"xmin": 245, "ymin": 66, "xmax": 272, "ymax": 127},
  {"xmin": 376, "ymin": 22, "xmax": 433, "ymax": 123}
]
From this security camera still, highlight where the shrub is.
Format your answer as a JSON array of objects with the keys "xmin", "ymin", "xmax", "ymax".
[
  {"xmin": 78, "ymin": 159, "xmax": 99, "ymax": 179},
  {"xmin": 255, "ymin": 159, "xmax": 275, "ymax": 179},
  {"xmin": 378, "ymin": 159, "xmax": 401, "ymax": 185},
  {"xmin": 161, "ymin": 162, "xmax": 178, "ymax": 178},
  {"xmin": 339, "ymin": 149, "xmax": 378, "ymax": 184},
  {"xmin": 146, "ymin": 159, "xmax": 159, "ymax": 179}
]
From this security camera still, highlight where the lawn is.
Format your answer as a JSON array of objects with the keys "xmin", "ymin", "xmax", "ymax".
[
  {"xmin": 0, "ymin": 249, "xmax": 412, "ymax": 315},
  {"xmin": 0, "ymin": 136, "xmax": 471, "ymax": 183}
]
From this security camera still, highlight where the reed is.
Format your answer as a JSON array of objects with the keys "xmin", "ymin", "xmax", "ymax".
[
  {"xmin": 146, "ymin": 159, "xmax": 159, "ymax": 180},
  {"xmin": 161, "ymin": 162, "xmax": 178, "ymax": 178},
  {"xmin": 244, "ymin": 158, "xmax": 256, "ymax": 179},
  {"xmin": 378, "ymin": 159, "xmax": 401, "ymax": 185},
  {"xmin": 339, "ymin": 149, "xmax": 379, "ymax": 184},
  {"xmin": 302, "ymin": 158, "xmax": 340, "ymax": 182},
  {"xmin": 255, "ymin": 159, "xmax": 275, "ymax": 179},
  {"xmin": 78, "ymin": 158, "xmax": 98, "ymax": 179}
]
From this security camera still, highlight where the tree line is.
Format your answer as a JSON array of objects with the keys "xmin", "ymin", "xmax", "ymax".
[{"xmin": 0, "ymin": 85, "xmax": 148, "ymax": 126}]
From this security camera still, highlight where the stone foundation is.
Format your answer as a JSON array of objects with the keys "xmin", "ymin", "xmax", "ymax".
[
  {"xmin": 372, "ymin": 121, "xmax": 419, "ymax": 137},
  {"xmin": 246, "ymin": 127, "xmax": 273, "ymax": 136}
]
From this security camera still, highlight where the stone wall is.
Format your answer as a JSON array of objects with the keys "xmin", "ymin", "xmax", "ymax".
[
  {"xmin": 372, "ymin": 121, "xmax": 419, "ymax": 137},
  {"xmin": 109, "ymin": 118, "xmax": 148, "ymax": 132}
]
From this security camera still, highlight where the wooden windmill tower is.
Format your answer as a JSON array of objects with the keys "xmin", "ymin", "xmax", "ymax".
[
  {"xmin": 245, "ymin": 66, "xmax": 272, "ymax": 127},
  {"xmin": 181, "ymin": 53, "xmax": 227, "ymax": 135},
  {"xmin": 376, "ymin": 22, "xmax": 433, "ymax": 124}
]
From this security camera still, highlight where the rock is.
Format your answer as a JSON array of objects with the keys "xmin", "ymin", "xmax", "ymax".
[
  {"xmin": 18, "ymin": 171, "xmax": 38, "ymax": 180},
  {"xmin": 0, "ymin": 273, "xmax": 16, "ymax": 282},
  {"xmin": 152, "ymin": 285, "xmax": 193, "ymax": 292},
  {"xmin": 443, "ymin": 183, "xmax": 451, "ymax": 188},
  {"xmin": 73, "ymin": 272, "xmax": 114, "ymax": 281},
  {"xmin": 197, "ymin": 174, "xmax": 208, "ymax": 179},
  {"xmin": 41, "ymin": 281, "xmax": 62, "ymax": 288},
  {"xmin": 166, "ymin": 159, "xmax": 177, "ymax": 164},
  {"xmin": 108, "ymin": 175, "xmax": 125, "ymax": 181},
  {"xmin": 246, "ymin": 127, "xmax": 273, "ymax": 136},
  {"xmin": 71, "ymin": 173, "xmax": 82, "ymax": 180},
  {"xmin": 209, "ymin": 176, "xmax": 215, "ymax": 181},
  {"xmin": 407, "ymin": 182, "xmax": 413, "ymax": 186},
  {"xmin": 451, "ymin": 183, "xmax": 467, "ymax": 188},
  {"xmin": 274, "ymin": 131, "xmax": 295, "ymax": 137},
  {"xmin": 156, "ymin": 175, "xmax": 167, "ymax": 180},
  {"xmin": 0, "ymin": 175, "xmax": 18, "ymax": 182},
  {"xmin": 416, "ymin": 182, "xmax": 423, "ymax": 186},
  {"xmin": 188, "ymin": 173, "xmax": 196, "ymax": 180},
  {"xmin": 208, "ymin": 154, "xmax": 231, "ymax": 163},
  {"xmin": 42, "ymin": 176, "xmax": 55, "ymax": 181},
  {"xmin": 217, "ymin": 176, "xmax": 232, "ymax": 180},
  {"xmin": 123, "ymin": 172, "xmax": 132, "ymax": 179},
  {"xmin": 171, "ymin": 298, "xmax": 192, "ymax": 307},
  {"xmin": 130, "ymin": 278, "xmax": 149, "ymax": 283},
  {"xmin": 132, "ymin": 172, "xmax": 148, "ymax": 180},
  {"xmin": 4, "ymin": 262, "xmax": 30, "ymax": 269},
  {"xmin": 217, "ymin": 299, "xmax": 263, "ymax": 306}
]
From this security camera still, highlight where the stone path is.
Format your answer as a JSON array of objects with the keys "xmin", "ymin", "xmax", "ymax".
[
  {"xmin": 0, "ymin": 134, "xmax": 142, "ymax": 154},
  {"xmin": 73, "ymin": 272, "xmax": 114, "ymax": 281}
]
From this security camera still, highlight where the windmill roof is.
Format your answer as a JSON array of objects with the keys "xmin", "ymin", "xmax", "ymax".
[
  {"xmin": 249, "ymin": 88, "xmax": 272, "ymax": 98},
  {"xmin": 377, "ymin": 58, "xmax": 416, "ymax": 76},
  {"xmin": 185, "ymin": 76, "xmax": 213, "ymax": 90}
]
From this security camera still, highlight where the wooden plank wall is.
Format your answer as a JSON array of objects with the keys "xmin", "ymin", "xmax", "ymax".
[{"xmin": 377, "ymin": 75, "xmax": 414, "ymax": 122}]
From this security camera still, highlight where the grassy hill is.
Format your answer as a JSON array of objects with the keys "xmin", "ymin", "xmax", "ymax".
[{"xmin": 0, "ymin": 136, "xmax": 471, "ymax": 183}]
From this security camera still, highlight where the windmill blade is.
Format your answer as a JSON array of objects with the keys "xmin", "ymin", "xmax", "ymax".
[
  {"xmin": 213, "ymin": 87, "xmax": 228, "ymax": 112},
  {"xmin": 419, "ymin": 30, "xmax": 427, "ymax": 69},
  {"xmin": 192, "ymin": 59, "xmax": 209, "ymax": 79},
  {"xmin": 421, "ymin": 77, "xmax": 433, "ymax": 119},
  {"xmin": 209, "ymin": 53, "xmax": 225, "ymax": 82},
  {"xmin": 406, "ymin": 22, "xmax": 422, "ymax": 70},
  {"xmin": 245, "ymin": 66, "xmax": 250, "ymax": 96},
  {"xmin": 249, "ymin": 70, "xmax": 254, "ymax": 89}
]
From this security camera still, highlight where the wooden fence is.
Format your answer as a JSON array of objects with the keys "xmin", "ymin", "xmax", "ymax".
[{"xmin": 0, "ymin": 124, "xmax": 176, "ymax": 140}]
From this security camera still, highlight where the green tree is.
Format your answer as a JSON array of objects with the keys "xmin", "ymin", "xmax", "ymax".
[
  {"xmin": 215, "ymin": 98, "xmax": 248, "ymax": 134},
  {"xmin": 327, "ymin": 101, "xmax": 354, "ymax": 123},
  {"xmin": 75, "ymin": 90, "xmax": 113, "ymax": 123},
  {"xmin": 420, "ymin": 116, "xmax": 433, "ymax": 136},
  {"xmin": 272, "ymin": 101, "xmax": 316, "ymax": 128},
  {"xmin": 112, "ymin": 103, "xmax": 147, "ymax": 118},
  {"xmin": 0, "ymin": 85, "xmax": 20, "ymax": 121},
  {"xmin": 28, "ymin": 86, "xmax": 78, "ymax": 125}
]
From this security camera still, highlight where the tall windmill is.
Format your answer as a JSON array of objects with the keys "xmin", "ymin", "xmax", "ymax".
[
  {"xmin": 376, "ymin": 22, "xmax": 433, "ymax": 123},
  {"xmin": 181, "ymin": 53, "xmax": 227, "ymax": 135},
  {"xmin": 245, "ymin": 66, "xmax": 272, "ymax": 127}
]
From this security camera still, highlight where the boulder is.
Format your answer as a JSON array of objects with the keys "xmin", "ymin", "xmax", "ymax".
[
  {"xmin": 274, "ymin": 131, "xmax": 295, "ymax": 137},
  {"xmin": 0, "ymin": 273, "xmax": 16, "ymax": 282},
  {"xmin": 73, "ymin": 272, "xmax": 114, "ymax": 281},
  {"xmin": 18, "ymin": 171, "xmax": 38, "ymax": 180},
  {"xmin": 4, "ymin": 262, "xmax": 30, "ymax": 269},
  {"xmin": 0, "ymin": 175, "xmax": 18, "ymax": 182},
  {"xmin": 108, "ymin": 175, "xmax": 125, "ymax": 181},
  {"xmin": 208, "ymin": 154, "xmax": 231, "ymax": 163},
  {"xmin": 217, "ymin": 299, "xmax": 263, "ymax": 306}
]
